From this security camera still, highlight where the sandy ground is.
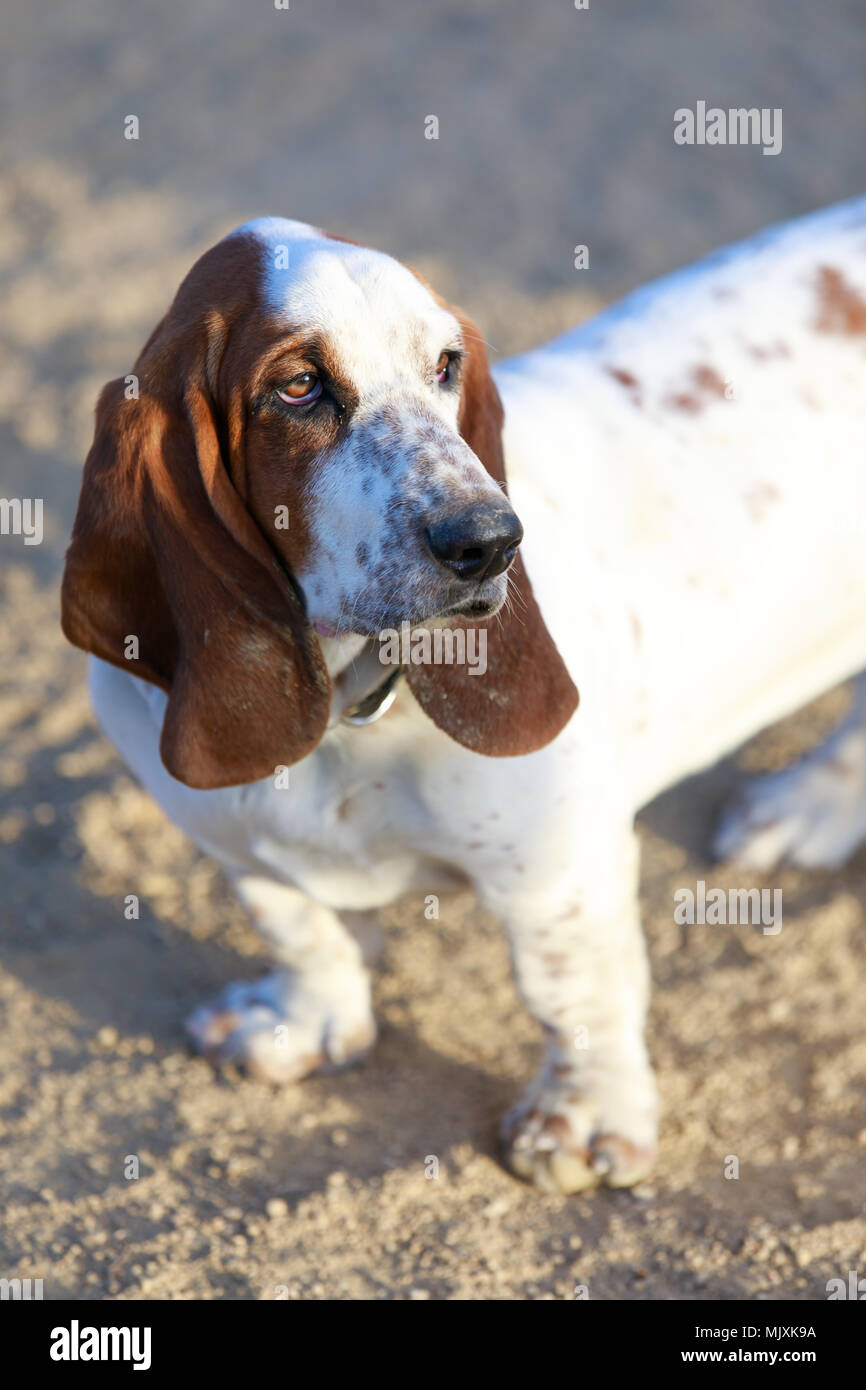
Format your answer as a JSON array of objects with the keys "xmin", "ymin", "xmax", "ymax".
[{"xmin": 2, "ymin": 1, "xmax": 866, "ymax": 1301}]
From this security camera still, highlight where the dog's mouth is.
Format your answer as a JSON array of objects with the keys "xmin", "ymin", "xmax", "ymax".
[
  {"xmin": 440, "ymin": 597, "xmax": 500, "ymax": 621},
  {"xmin": 406, "ymin": 584, "xmax": 507, "ymax": 628},
  {"xmin": 311, "ymin": 583, "xmax": 506, "ymax": 642}
]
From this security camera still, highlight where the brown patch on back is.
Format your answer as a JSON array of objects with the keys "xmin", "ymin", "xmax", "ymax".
[
  {"xmin": 605, "ymin": 366, "xmax": 643, "ymax": 406},
  {"xmin": 815, "ymin": 265, "xmax": 866, "ymax": 335},
  {"xmin": 692, "ymin": 364, "xmax": 727, "ymax": 397},
  {"xmin": 665, "ymin": 363, "xmax": 731, "ymax": 414},
  {"xmin": 666, "ymin": 392, "xmax": 703, "ymax": 414}
]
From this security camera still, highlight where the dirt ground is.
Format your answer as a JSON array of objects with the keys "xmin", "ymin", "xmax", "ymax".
[{"xmin": 2, "ymin": 1, "xmax": 866, "ymax": 1301}]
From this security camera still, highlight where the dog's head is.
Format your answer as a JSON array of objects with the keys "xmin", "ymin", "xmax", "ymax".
[{"xmin": 62, "ymin": 219, "xmax": 578, "ymax": 787}]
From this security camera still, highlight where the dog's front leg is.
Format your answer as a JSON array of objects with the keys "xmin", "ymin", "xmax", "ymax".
[
  {"xmin": 490, "ymin": 823, "xmax": 657, "ymax": 1194},
  {"xmin": 186, "ymin": 875, "xmax": 378, "ymax": 1082}
]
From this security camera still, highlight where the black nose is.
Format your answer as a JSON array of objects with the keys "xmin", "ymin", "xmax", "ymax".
[{"xmin": 425, "ymin": 503, "xmax": 524, "ymax": 582}]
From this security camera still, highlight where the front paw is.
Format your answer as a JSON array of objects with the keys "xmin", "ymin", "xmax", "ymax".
[
  {"xmin": 501, "ymin": 1075, "xmax": 657, "ymax": 1195},
  {"xmin": 185, "ymin": 969, "xmax": 376, "ymax": 1083}
]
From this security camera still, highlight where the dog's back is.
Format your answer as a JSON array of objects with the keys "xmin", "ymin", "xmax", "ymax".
[{"xmin": 495, "ymin": 196, "xmax": 866, "ymax": 804}]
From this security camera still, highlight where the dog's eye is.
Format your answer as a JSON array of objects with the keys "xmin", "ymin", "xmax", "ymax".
[
  {"xmin": 436, "ymin": 351, "xmax": 453, "ymax": 385},
  {"xmin": 277, "ymin": 373, "xmax": 322, "ymax": 406}
]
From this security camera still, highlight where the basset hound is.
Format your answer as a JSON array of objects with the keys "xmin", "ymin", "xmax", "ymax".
[{"xmin": 62, "ymin": 199, "xmax": 866, "ymax": 1194}]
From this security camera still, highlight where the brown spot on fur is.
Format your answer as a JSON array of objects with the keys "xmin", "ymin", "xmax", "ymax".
[
  {"xmin": 667, "ymin": 364, "xmax": 732, "ymax": 414},
  {"xmin": 540, "ymin": 1112, "xmax": 586, "ymax": 1155},
  {"xmin": 542, "ymin": 953, "xmax": 569, "ymax": 970},
  {"xmin": 692, "ymin": 364, "xmax": 727, "ymax": 397},
  {"xmin": 744, "ymin": 482, "xmax": 781, "ymax": 522},
  {"xmin": 667, "ymin": 392, "xmax": 703, "ymax": 414},
  {"xmin": 815, "ymin": 265, "xmax": 866, "ymax": 335},
  {"xmin": 606, "ymin": 366, "xmax": 642, "ymax": 406},
  {"xmin": 551, "ymin": 902, "xmax": 582, "ymax": 922}
]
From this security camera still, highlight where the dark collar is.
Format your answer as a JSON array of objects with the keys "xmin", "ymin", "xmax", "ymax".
[{"xmin": 340, "ymin": 667, "xmax": 402, "ymax": 726}]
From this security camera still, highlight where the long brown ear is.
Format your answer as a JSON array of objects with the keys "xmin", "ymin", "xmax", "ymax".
[
  {"xmin": 405, "ymin": 305, "xmax": 579, "ymax": 755},
  {"xmin": 61, "ymin": 362, "xmax": 330, "ymax": 790}
]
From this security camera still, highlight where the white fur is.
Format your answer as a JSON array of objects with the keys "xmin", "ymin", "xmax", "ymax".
[{"xmin": 90, "ymin": 197, "xmax": 866, "ymax": 1192}]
